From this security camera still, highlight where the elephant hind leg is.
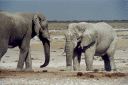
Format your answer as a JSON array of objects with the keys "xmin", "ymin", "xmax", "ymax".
[
  {"xmin": 102, "ymin": 50, "xmax": 116, "ymax": 71},
  {"xmin": 106, "ymin": 38, "xmax": 117, "ymax": 71},
  {"xmin": 102, "ymin": 54, "xmax": 111, "ymax": 71},
  {"xmin": 73, "ymin": 49, "xmax": 82, "ymax": 71},
  {"xmin": 102, "ymin": 38, "xmax": 117, "ymax": 71},
  {"xmin": 73, "ymin": 54, "xmax": 81, "ymax": 71},
  {"xmin": 0, "ymin": 48, "xmax": 7, "ymax": 61},
  {"xmin": 0, "ymin": 41, "xmax": 8, "ymax": 61}
]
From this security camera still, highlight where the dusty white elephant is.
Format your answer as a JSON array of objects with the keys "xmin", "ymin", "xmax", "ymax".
[{"xmin": 65, "ymin": 22, "xmax": 117, "ymax": 71}]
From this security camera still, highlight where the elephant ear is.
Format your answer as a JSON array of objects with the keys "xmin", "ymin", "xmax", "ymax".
[
  {"xmin": 81, "ymin": 30, "xmax": 97, "ymax": 47},
  {"xmin": 33, "ymin": 14, "xmax": 41, "ymax": 35}
]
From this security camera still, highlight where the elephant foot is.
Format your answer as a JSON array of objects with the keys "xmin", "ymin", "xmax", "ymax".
[
  {"xmin": 105, "ymin": 67, "xmax": 111, "ymax": 71},
  {"xmin": 16, "ymin": 68, "xmax": 23, "ymax": 71},
  {"xmin": 73, "ymin": 64, "xmax": 80, "ymax": 71},
  {"xmin": 25, "ymin": 68, "xmax": 33, "ymax": 72},
  {"xmin": 73, "ymin": 67, "xmax": 80, "ymax": 71},
  {"xmin": 66, "ymin": 66, "xmax": 72, "ymax": 71},
  {"xmin": 86, "ymin": 67, "xmax": 93, "ymax": 71}
]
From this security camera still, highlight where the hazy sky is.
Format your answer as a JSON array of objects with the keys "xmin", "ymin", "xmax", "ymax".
[{"xmin": 0, "ymin": 0, "xmax": 128, "ymax": 20}]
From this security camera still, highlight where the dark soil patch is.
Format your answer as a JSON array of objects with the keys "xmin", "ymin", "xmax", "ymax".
[{"xmin": 0, "ymin": 69, "xmax": 127, "ymax": 79}]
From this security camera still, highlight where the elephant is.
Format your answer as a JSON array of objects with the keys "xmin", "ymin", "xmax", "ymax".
[
  {"xmin": 65, "ymin": 22, "xmax": 117, "ymax": 71},
  {"xmin": 0, "ymin": 12, "xmax": 50, "ymax": 71}
]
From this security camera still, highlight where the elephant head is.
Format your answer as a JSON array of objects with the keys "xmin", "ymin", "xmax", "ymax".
[
  {"xmin": 64, "ymin": 23, "xmax": 85, "ymax": 70},
  {"xmin": 65, "ymin": 22, "xmax": 88, "ymax": 52},
  {"xmin": 33, "ymin": 14, "xmax": 50, "ymax": 68}
]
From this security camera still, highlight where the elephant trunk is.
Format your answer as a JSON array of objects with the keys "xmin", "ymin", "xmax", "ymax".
[
  {"xmin": 40, "ymin": 39, "xmax": 50, "ymax": 68},
  {"xmin": 65, "ymin": 35, "xmax": 73, "ymax": 68}
]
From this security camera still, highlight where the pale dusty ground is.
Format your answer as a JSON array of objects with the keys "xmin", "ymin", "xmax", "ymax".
[
  {"xmin": 0, "ymin": 37, "xmax": 128, "ymax": 85},
  {"xmin": 1, "ymin": 22, "xmax": 128, "ymax": 85}
]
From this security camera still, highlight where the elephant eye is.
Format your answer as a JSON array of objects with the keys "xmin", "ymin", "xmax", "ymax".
[
  {"xmin": 34, "ymin": 18, "xmax": 38, "ymax": 22},
  {"xmin": 38, "ymin": 17, "xmax": 44, "ymax": 21}
]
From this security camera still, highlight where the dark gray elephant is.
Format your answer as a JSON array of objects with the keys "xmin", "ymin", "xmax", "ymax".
[
  {"xmin": 0, "ymin": 12, "xmax": 50, "ymax": 71},
  {"xmin": 65, "ymin": 22, "xmax": 117, "ymax": 71}
]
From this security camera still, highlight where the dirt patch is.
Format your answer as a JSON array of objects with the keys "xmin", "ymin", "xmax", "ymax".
[
  {"xmin": 0, "ymin": 69, "xmax": 127, "ymax": 79},
  {"xmin": 76, "ymin": 72, "xmax": 127, "ymax": 79}
]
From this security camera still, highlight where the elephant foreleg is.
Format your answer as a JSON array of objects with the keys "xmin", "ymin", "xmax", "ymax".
[
  {"xmin": 84, "ymin": 44, "xmax": 96, "ymax": 71},
  {"xmin": 17, "ymin": 48, "xmax": 28, "ymax": 71},
  {"xmin": 17, "ymin": 39, "xmax": 30, "ymax": 71},
  {"xmin": 25, "ymin": 48, "xmax": 32, "ymax": 71}
]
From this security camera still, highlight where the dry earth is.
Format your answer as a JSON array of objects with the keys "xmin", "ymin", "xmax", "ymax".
[{"xmin": 0, "ymin": 21, "xmax": 128, "ymax": 85}]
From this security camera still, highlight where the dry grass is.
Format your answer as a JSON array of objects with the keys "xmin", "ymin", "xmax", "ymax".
[
  {"xmin": 48, "ymin": 21, "xmax": 128, "ymax": 30},
  {"xmin": 117, "ymin": 38, "xmax": 128, "ymax": 49},
  {"xmin": 49, "ymin": 22, "xmax": 68, "ymax": 30},
  {"xmin": 108, "ymin": 22, "xmax": 128, "ymax": 29},
  {"xmin": 49, "ymin": 21, "xmax": 128, "ymax": 37}
]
